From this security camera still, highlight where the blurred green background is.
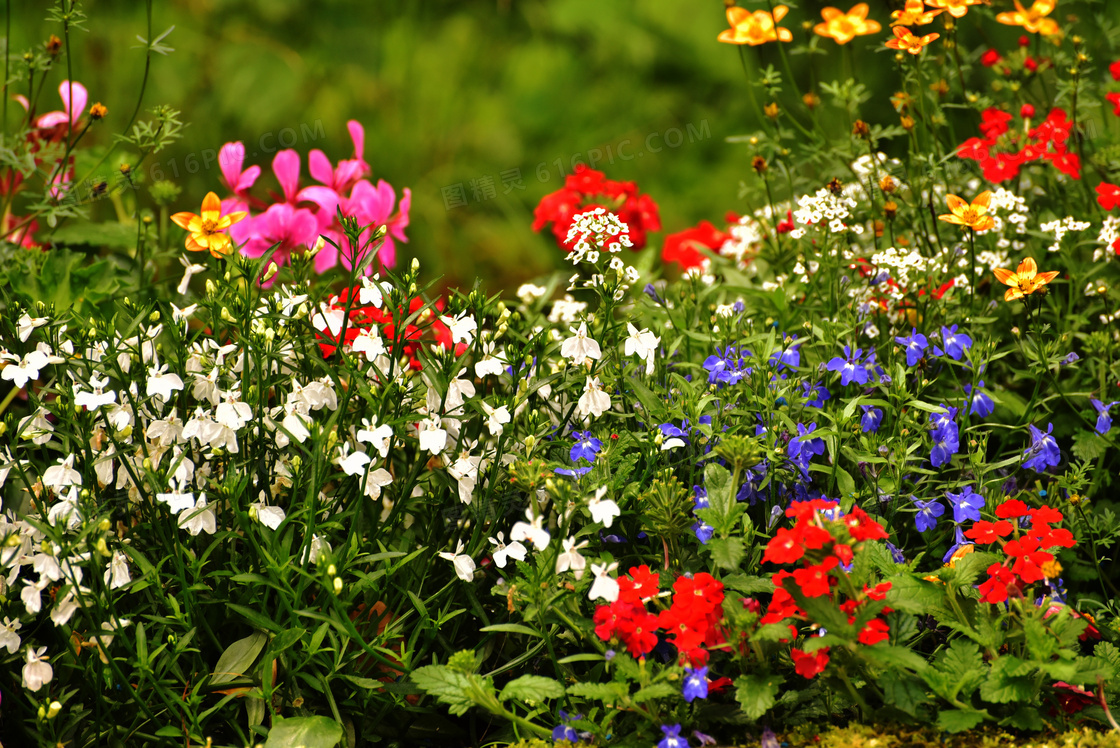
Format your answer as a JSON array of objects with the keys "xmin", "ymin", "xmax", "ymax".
[{"xmin": 10, "ymin": 0, "xmax": 1096, "ymax": 292}]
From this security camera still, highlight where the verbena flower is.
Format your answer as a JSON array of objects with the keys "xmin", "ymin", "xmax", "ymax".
[{"xmin": 1023, "ymin": 422, "xmax": 1062, "ymax": 472}]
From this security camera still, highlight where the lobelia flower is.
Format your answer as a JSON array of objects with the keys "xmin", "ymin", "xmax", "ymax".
[
  {"xmin": 510, "ymin": 508, "xmax": 550, "ymax": 551},
  {"xmin": 588, "ymin": 561, "xmax": 620, "ymax": 602},
  {"xmin": 913, "ymin": 498, "xmax": 945, "ymax": 532},
  {"xmin": 578, "ymin": 376, "xmax": 611, "ymax": 419},
  {"xmin": 488, "ymin": 532, "xmax": 527, "ymax": 568},
  {"xmin": 682, "ymin": 666, "xmax": 709, "ymax": 702},
  {"xmin": 480, "ymin": 402, "xmax": 511, "ymax": 436},
  {"xmin": 860, "ymin": 406, "xmax": 883, "ymax": 433},
  {"xmin": 947, "ymin": 485, "xmax": 985, "ymax": 523},
  {"xmin": 895, "ymin": 328, "xmax": 928, "ymax": 366},
  {"xmin": 438, "ymin": 541, "xmax": 476, "ymax": 582},
  {"xmin": 1023, "ymin": 422, "xmax": 1062, "ymax": 472},
  {"xmin": 587, "ymin": 485, "xmax": 621, "ymax": 527},
  {"xmin": 178, "ymin": 494, "xmax": 217, "ymax": 536},
  {"xmin": 788, "ymin": 423, "xmax": 825, "ymax": 463},
  {"xmin": 624, "ymin": 323, "xmax": 660, "ymax": 375},
  {"xmin": 658, "ymin": 724, "xmax": 690, "ymax": 748},
  {"xmin": 560, "ymin": 322, "xmax": 602, "ymax": 363},
  {"xmin": 934, "ymin": 325, "xmax": 972, "ymax": 360},
  {"xmin": 23, "ymin": 646, "xmax": 53, "ymax": 692},
  {"xmin": 965, "ymin": 382, "xmax": 995, "ymax": 418},
  {"xmin": 826, "ymin": 345, "xmax": 870, "ymax": 386},
  {"xmin": 570, "ymin": 431, "xmax": 603, "ymax": 463},
  {"xmin": 1091, "ymin": 399, "xmax": 1117, "ymax": 435},
  {"xmin": 555, "ymin": 537, "xmax": 589, "ymax": 579},
  {"xmin": 0, "ymin": 348, "xmax": 50, "ymax": 389}
]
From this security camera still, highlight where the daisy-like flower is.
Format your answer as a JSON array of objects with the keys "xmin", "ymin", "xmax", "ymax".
[
  {"xmin": 717, "ymin": 5, "xmax": 793, "ymax": 46},
  {"xmin": 924, "ymin": 0, "xmax": 985, "ymax": 18},
  {"xmin": 890, "ymin": 0, "xmax": 942, "ymax": 25},
  {"xmin": 170, "ymin": 192, "xmax": 248, "ymax": 258},
  {"xmin": 996, "ymin": 0, "xmax": 1059, "ymax": 35},
  {"xmin": 814, "ymin": 4, "xmax": 881, "ymax": 45},
  {"xmin": 992, "ymin": 257, "xmax": 1060, "ymax": 302},
  {"xmin": 938, "ymin": 191, "xmax": 996, "ymax": 232},
  {"xmin": 885, "ymin": 26, "xmax": 940, "ymax": 54}
]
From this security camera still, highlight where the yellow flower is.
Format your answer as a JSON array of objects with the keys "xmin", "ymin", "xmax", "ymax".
[
  {"xmin": 924, "ymin": 0, "xmax": 985, "ymax": 19},
  {"xmin": 718, "ymin": 5, "xmax": 793, "ymax": 46},
  {"xmin": 885, "ymin": 25, "xmax": 940, "ymax": 54},
  {"xmin": 938, "ymin": 191, "xmax": 996, "ymax": 232},
  {"xmin": 890, "ymin": 0, "xmax": 943, "ymax": 26},
  {"xmin": 992, "ymin": 257, "xmax": 1060, "ymax": 302},
  {"xmin": 170, "ymin": 192, "xmax": 247, "ymax": 258},
  {"xmin": 814, "ymin": 4, "xmax": 881, "ymax": 44},
  {"xmin": 996, "ymin": 0, "xmax": 1060, "ymax": 35}
]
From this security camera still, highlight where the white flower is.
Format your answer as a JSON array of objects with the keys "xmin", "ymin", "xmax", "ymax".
[
  {"xmin": 311, "ymin": 302, "xmax": 346, "ymax": 339},
  {"xmin": 47, "ymin": 487, "xmax": 82, "ymax": 529},
  {"xmin": 357, "ymin": 275, "xmax": 387, "ymax": 308},
  {"xmin": 516, "ymin": 283, "xmax": 547, "ymax": 305},
  {"xmin": 23, "ymin": 646, "xmax": 53, "ymax": 692},
  {"xmin": 17, "ymin": 312, "xmax": 48, "ymax": 342},
  {"xmin": 510, "ymin": 508, "xmax": 550, "ymax": 552},
  {"xmin": 249, "ymin": 498, "xmax": 287, "ymax": 530},
  {"xmin": 588, "ymin": 562, "xmax": 620, "ymax": 602},
  {"xmin": 1, "ymin": 348, "xmax": 49, "ymax": 388},
  {"xmin": 146, "ymin": 363, "xmax": 184, "ymax": 401},
  {"xmin": 281, "ymin": 411, "xmax": 312, "ymax": 443},
  {"xmin": 74, "ymin": 375, "xmax": 116, "ymax": 409},
  {"xmin": 51, "ymin": 592, "xmax": 80, "ymax": 627},
  {"xmin": 363, "ymin": 468, "xmax": 393, "ymax": 500},
  {"xmin": 438, "ymin": 541, "xmax": 476, "ymax": 582},
  {"xmin": 156, "ymin": 479, "xmax": 195, "ymax": 515},
  {"xmin": 0, "ymin": 617, "xmax": 22, "ymax": 654},
  {"xmin": 301, "ymin": 534, "xmax": 331, "ymax": 565},
  {"xmin": 178, "ymin": 494, "xmax": 216, "ymax": 536},
  {"xmin": 21, "ymin": 577, "xmax": 49, "ymax": 614},
  {"xmin": 555, "ymin": 537, "xmax": 589, "ymax": 579},
  {"xmin": 418, "ymin": 416, "xmax": 448, "ymax": 455},
  {"xmin": 357, "ymin": 419, "xmax": 393, "ymax": 458},
  {"xmin": 587, "ymin": 486, "xmax": 620, "ymax": 528},
  {"xmin": 440, "ymin": 312, "xmax": 478, "ymax": 346},
  {"xmin": 170, "ymin": 302, "xmax": 198, "ymax": 329},
  {"xmin": 214, "ymin": 392, "xmax": 253, "ymax": 430},
  {"xmin": 177, "ymin": 255, "xmax": 206, "ymax": 295},
  {"xmin": 104, "ymin": 550, "xmax": 131, "ymax": 589},
  {"xmin": 577, "ymin": 376, "xmax": 611, "ymax": 419},
  {"xmin": 42, "ymin": 454, "xmax": 81, "ymax": 491},
  {"xmin": 623, "ymin": 323, "xmax": 660, "ymax": 362},
  {"xmin": 336, "ymin": 446, "xmax": 372, "ymax": 477},
  {"xmin": 488, "ymin": 532, "xmax": 527, "ymax": 568},
  {"xmin": 352, "ymin": 328, "xmax": 387, "ymax": 361},
  {"xmin": 560, "ymin": 322, "xmax": 602, "ymax": 364},
  {"xmin": 481, "ymin": 402, "xmax": 511, "ymax": 436},
  {"xmin": 474, "ymin": 341, "xmax": 507, "ymax": 378}
]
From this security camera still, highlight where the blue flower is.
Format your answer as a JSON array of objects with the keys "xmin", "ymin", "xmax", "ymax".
[
  {"xmin": 570, "ymin": 431, "xmax": 603, "ymax": 464},
  {"xmin": 947, "ymin": 485, "xmax": 984, "ymax": 523},
  {"xmin": 942, "ymin": 526, "xmax": 973, "ymax": 564},
  {"xmin": 1091, "ymin": 399, "xmax": 1117, "ymax": 435},
  {"xmin": 826, "ymin": 345, "xmax": 870, "ymax": 386},
  {"xmin": 769, "ymin": 336, "xmax": 801, "ymax": 371},
  {"xmin": 860, "ymin": 406, "xmax": 883, "ymax": 433},
  {"xmin": 934, "ymin": 325, "xmax": 973, "ymax": 361},
  {"xmin": 885, "ymin": 541, "xmax": 906, "ymax": 564},
  {"xmin": 801, "ymin": 380, "xmax": 831, "ymax": 408},
  {"xmin": 682, "ymin": 666, "xmax": 709, "ymax": 702},
  {"xmin": 692, "ymin": 520, "xmax": 715, "ymax": 544},
  {"xmin": 788, "ymin": 423, "xmax": 825, "ymax": 464},
  {"xmin": 555, "ymin": 466, "xmax": 592, "ymax": 478},
  {"xmin": 930, "ymin": 424, "xmax": 959, "ymax": 468},
  {"xmin": 913, "ymin": 498, "xmax": 945, "ymax": 532},
  {"xmin": 895, "ymin": 328, "xmax": 929, "ymax": 367},
  {"xmin": 1023, "ymin": 422, "xmax": 1061, "ymax": 472},
  {"xmin": 965, "ymin": 381, "xmax": 994, "ymax": 419},
  {"xmin": 658, "ymin": 724, "xmax": 690, "ymax": 748},
  {"xmin": 551, "ymin": 710, "xmax": 581, "ymax": 743},
  {"xmin": 703, "ymin": 346, "xmax": 752, "ymax": 386},
  {"xmin": 929, "ymin": 405, "xmax": 958, "ymax": 432}
]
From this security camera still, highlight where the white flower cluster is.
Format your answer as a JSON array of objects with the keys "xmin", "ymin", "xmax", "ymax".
[
  {"xmin": 790, "ymin": 188, "xmax": 860, "ymax": 239},
  {"xmin": 564, "ymin": 208, "xmax": 633, "ymax": 264},
  {"xmin": 869, "ymin": 246, "xmax": 926, "ymax": 297},
  {"xmin": 978, "ymin": 188, "xmax": 1028, "ymax": 251},
  {"xmin": 1039, "ymin": 215, "xmax": 1091, "ymax": 253},
  {"xmin": 1094, "ymin": 216, "xmax": 1120, "ymax": 263}
]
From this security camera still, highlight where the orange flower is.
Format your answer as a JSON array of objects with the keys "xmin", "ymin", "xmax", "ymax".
[
  {"xmin": 996, "ymin": 0, "xmax": 1060, "ymax": 35},
  {"xmin": 718, "ymin": 5, "xmax": 793, "ymax": 45},
  {"xmin": 170, "ymin": 192, "xmax": 247, "ymax": 258},
  {"xmin": 992, "ymin": 257, "xmax": 1060, "ymax": 301},
  {"xmin": 890, "ymin": 0, "xmax": 943, "ymax": 26},
  {"xmin": 924, "ymin": 0, "xmax": 985, "ymax": 19},
  {"xmin": 885, "ymin": 26, "xmax": 940, "ymax": 54},
  {"xmin": 938, "ymin": 191, "xmax": 996, "ymax": 232},
  {"xmin": 814, "ymin": 4, "xmax": 881, "ymax": 44}
]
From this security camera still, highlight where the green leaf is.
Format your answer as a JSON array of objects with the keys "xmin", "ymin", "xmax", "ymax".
[
  {"xmin": 566, "ymin": 682, "xmax": 627, "ymax": 704},
  {"xmin": 707, "ymin": 537, "xmax": 745, "ymax": 570},
  {"xmin": 940, "ymin": 551, "xmax": 1000, "ymax": 588},
  {"xmin": 860, "ymin": 644, "xmax": 928, "ymax": 673},
  {"xmin": 721, "ymin": 574, "xmax": 774, "ymax": 595},
  {"xmin": 557, "ymin": 653, "xmax": 605, "ymax": 665},
  {"xmin": 270, "ymin": 628, "xmax": 307, "ymax": 656},
  {"xmin": 212, "ymin": 631, "xmax": 269, "ymax": 686},
  {"xmin": 410, "ymin": 665, "xmax": 479, "ymax": 716},
  {"xmin": 632, "ymin": 683, "xmax": 678, "ymax": 703},
  {"xmin": 879, "ymin": 670, "xmax": 930, "ymax": 716},
  {"xmin": 264, "ymin": 716, "xmax": 343, "ymax": 748},
  {"xmin": 834, "ymin": 466, "xmax": 855, "ymax": 498},
  {"xmin": 1024, "ymin": 619, "xmax": 1058, "ymax": 661},
  {"xmin": 937, "ymin": 708, "xmax": 987, "ymax": 733},
  {"xmin": 999, "ymin": 705, "xmax": 1042, "ymax": 732},
  {"xmin": 228, "ymin": 604, "xmax": 283, "ymax": 633},
  {"xmin": 980, "ymin": 656, "xmax": 1037, "ymax": 704},
  {"xmin": 50, "ymin": 220, "xmax": 139, "ymax": 249},
  {"xmin": 498, "ymin": 675, "xmax": 565, "ymax": 703},
  {"xmin": 480, "ymin": 623, "xmax": 542, "ymax": 638},
  {"xmin": 734, "ymin": 673, "xmax": 783, "ymax": 720},
  {"xmin": 931, "ymin": 639, "xmax": 986, "ymax": 699},
  {"xmin": 1072, "ymin": 430, "xmax": 1109, "ymax": 462},
  {"xmin": 884, "ymin": 575, "xmax": 950, "ymax": 618}
]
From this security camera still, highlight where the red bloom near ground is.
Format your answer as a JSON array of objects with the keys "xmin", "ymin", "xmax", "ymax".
[{"xmin": 532, "ymin": 165, "xmax": 661, "ymax": 251}]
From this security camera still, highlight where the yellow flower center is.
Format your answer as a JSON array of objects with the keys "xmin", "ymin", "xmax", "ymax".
[{"xmin": 201, "ymin": 218, "xmax": 218, "ymax": 235}]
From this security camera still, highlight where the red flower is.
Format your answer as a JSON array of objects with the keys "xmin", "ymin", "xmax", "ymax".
[
  {"xmin": 979, "ymin": 563, "xmax": 1016, "ymax": 604},
  {"xmin": 791, "ymin": 557, "xmax": 838, "ymax": 598},
  {"xmin": 1045, "ymin": 150, "xmax": 1081, "ymax": 180},
  {"xmin": 661, "ymin": 220, "xmax": 730, "ymax": 271},
  {"xmin": 980, "ymin": 48, "xmax": 1001, "ymax": 67},
  {"xmin": 532, "ymin": 164, "xmax": 660, "ymax": 251},
  {"xmin": 627, "ymin": 565, "xmax": 661, "ymax": 600},
  {"xmin": 1024, "ymin": 56, "xmax": 1038, "ymax": 72},
  {"xmin": 1106, "ymin": 92, "xmax": 1120, "ymax": 117},
  {"xmin": 617, "ymin": 610, "xmax": 660, "ymax": 658},
  {"xmin": 964, "ymin": 519, "xmax": 1014, "ymax": 544},
  {"xmin": 1030, "ymin": 505, "xmax": 1064, "ymax": 525},
  {"xmin": 995, "ymin": 499, "xmax": 1030, "ymax": 518},
  {"xmin": 858, "ymin": 618, "xmax": 890, "ymax": 646},
  {"xmin": 791, "ymin": 647, "xmax": 830, "ymax": 678},
  {"xmin": 1020, "ymin": 103, "xmax": 1035, "ymax": 119},
  {"xmin": 1111, "ymin": 60, "xmax": 1120, "ymax": 81},
  {"xmin": 776, "ymin": 209, "xmax": 795, "ymax": 234},
  {"xmin": 1099, "ymin": 182, "xmax": 1120, "ymax": 211},
  {"xmin": 979, "ymin": 108, "xmax": 1013, "ymax": 140},
  {"xmin": 764, "ymin": 527, "xmax": 806, "ymax": 565},
  {"xmin": 865, "ymin": 581, "xmax": 892, "ymax": 600},
  {"xmin": 845, "ymin": 507, "xmax": 890, "ymax": 541}
]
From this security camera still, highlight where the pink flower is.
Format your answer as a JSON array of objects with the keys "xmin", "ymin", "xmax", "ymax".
[
  {"xmin": 218, "ymin": 142, "xmax": 261, "ymax": 197},
  {"xmin": 240, "ymin": 202, "xmax": 319, "ymax": 269},
  {"xmin": 36, "ymin": 80, "xmax": 88, "ymax": 129},
  {"xmin": 308, "ymin": 120, "xmax": 371, "ymax": 194},
  {"xmin": 314, "ymin": 178, "xmax": 410, "ymax": 273}
]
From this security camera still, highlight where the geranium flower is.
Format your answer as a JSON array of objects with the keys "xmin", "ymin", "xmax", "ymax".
[
  {"xmin": 885, "ymin": 26, "xmax": 940, "ymax": 54},
  {"xmin": 170, "ymin": 192, "xmax": 248, "ymax": 258},
  {"xmin": 718, "ymin": 5, "xmax": 793, "ymax": 46},
  {"xmin": 890, "ymin": 0, "xmax": 942, "ymax": 25},
  {"xmin": 996, "ymin": 0, "xmax": 1059, "ymax": 35},
  {"xmin": 938, "ymin": 190, "xmax": 996, "ymax": 232},
  {"xmin": 924, "ymin": 0, "xmax": 984, "ymax": 18},
  {"xmin": 992, "ymin": 257, "xmax": 1059, "ymax": 301},
  {"xmin": 814, "ymin": 4, "xmax": 881, "ymax": 45}
]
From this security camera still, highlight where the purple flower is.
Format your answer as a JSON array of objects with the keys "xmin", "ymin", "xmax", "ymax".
[
  {"xmin": 943, "ymin": 526, "xmax": 973, "ymax": 563},
  {"xmin": 930, "ymin": 425, "xmax": 959, "ymax": 468},
  {"xmin": 860, "ymin": 406, "xmax": 883, "ymax": 433},
  {"xmin": 965, "ymin": 382, "xmax": 994, "ymax": 419},
  {"xmin": 826, "ymin": 346, "xmax": 870, "ymax": 386},
  {"xmin": 934, "ymin": 325, "xmax": 973, "ymax": 361},
  {"xmin": 801, "ymin": 380, "xmax": 831, "ymax": 408},
  {"xmin": 658, "ymin": 724, "xmax": 690, "ymax": 748},
  {"xmin": 570, "ymin": 431, "xmax": 603, "ymax": 464},
  {"xmin": 913, "ymin": 498, "xmax": 945, "ymax": 532},
  {"xmin": 682, "ymin": 666, "xmax": 709, "ymax": 702},
  {"xmin": 929, "ymin": 405, "xmax": 958, "ymax": 432},
  {"xmin": 1023, "ymin": 422, "xmax": 1061, "ymax": 472},
  {"xmin": 703, "ymin": 346, "xmax": 752, "ymax": 386},
  {"xmin": 1091, "ymin": 399, "xmax": 1117, "ymax": 435},
  {"xmin": 885, "ymin": 541, "xmax": 906, "ymax": 563},
  {"xmin": 761, "ymin": 728, "xmax": 780, "ymax": 748},
  {"xmin": 788, "ymin": 423, "xmax": 825, "ymax": 464},
  {"xmin": 895, "ymin": 328, "xmax": 929, "ymax": 367},
  {"xmin": 551, "ymin": 710, "xmax": 581, "ymax": 742},
  {"xmin": 769, "ymin": 336, "xmax": 801, "ymax": 371},
  {"xmin": 555, "ymin": 466, "xmax": 592, "ymax": 478},
  {"xmin": 947, "ymin": 485, "xmax": 984, "ymax": 523}
]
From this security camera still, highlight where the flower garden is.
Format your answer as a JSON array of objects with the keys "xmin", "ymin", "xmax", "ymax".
[{"xmin": 3, "ymin": 0, "xmax": 1120, "ymax": 746}]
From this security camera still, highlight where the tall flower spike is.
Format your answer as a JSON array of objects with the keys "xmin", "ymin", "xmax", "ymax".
[
  {"xmin": 938, "ymin": 191, "xmax": 996, "ymax": 232},
  {"xmin": 992, "ymin": 257, "xmax": 1060, "ymax": 302},
  {"xmin": 718, "ymin": 5, "xmax": 793, "ymax": 46}
]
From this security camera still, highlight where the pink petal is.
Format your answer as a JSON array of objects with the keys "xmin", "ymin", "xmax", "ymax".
[
  {"xmin": 218, "ymin": 142, "xmax": 246, "ymax": 192},
  {"xmin": 272, "ymin": 150, "xmax": 301, "ymax": 203},
  {"xmin": 296, "ymin": 185, "xmax": 341, "ymax": 218},
  {"xmin": 288, "ymin": 208, "xmax": 320, "ymax": 247},
  {"xmin": 390, "ymin": 187, "xmax": 412, "ymax": 241},
  {"xmin": 313, "ymin": 229, "xmax": 343, "ymax": 274},
  {"xmin": 308, "ymin": 150, "xmax": 334, "ymax": 186},
  {"xmin": 13, "ymin": 94, "xmax": 29, "ymax": 112},
  {"xmin": 229, "ymin": 211, "xmax": 258, "ymax": 246},
  {"xmin": 36, "ymin": 112, "xmax": 69, "ymax": 128},
  {"xmin": 58, "ymin": 81, "xmax": 87, "ymax": 123},
  {"xmin": 236, "ymin": 165, "xmax": 261, "ymax": 194},
  {"xmin": 347, "ymin": 120, "xmax": 366, "ymax": 163}
]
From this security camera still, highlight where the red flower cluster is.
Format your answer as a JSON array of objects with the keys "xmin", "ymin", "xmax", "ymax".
[
  {"xmin": 661, "ymin": 220, "xmax": 731, "ymax": 271},
  {"xmin": 956, "ymin": 107, "xmax": 1080, "ymax": 183},
  {"xmin": 1099, "ymin": 182, "xmax": 1120, "ymax": 212},
  {"xmin": 970, "ymin": 501, "xmax": 1076, "ymax": 605},
  {"xmin": 593, "ymin": 567, "xmax": 726, "ymax": 665},
  {"xmin": 759, "ymin": 500, "xmax": 893, "ymax": 679},
  {"xmin": 311, "ymin": 285, "xmax": 453, "ymax": 366},
  {"xmin": 532, "ymin": 165, "xmax": 661, "ymax": 252}
]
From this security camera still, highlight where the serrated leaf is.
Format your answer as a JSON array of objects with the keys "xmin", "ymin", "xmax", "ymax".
[
  {"xmin": 263, "ymin": 716, "xmax": 343, "ymax": 748},
  {"xmin": 734, "ymin": 673, "xmax": 783, "ymax": 720},
  {"xmin": 861, "ymin": 643, "xmax": 928, "ymax": 673},
  {"xmin": 880, "ymin": 670, "xmax": 930, "ymax": 716},
  {"xmin": 410, "ymin": 665, "xmax": 481, "ymax": 716},
  {"xmin": 707, "ymin": 537, "xmax": 745, "ymax": 570},
  {"xmin": 1072, "ymin": 430, "xmax": 1109, "ymax": 462},
  {"xmin": 447, "ymin": 650, "xmax": 478, "ymax": 674},
  {"xmin": 937, "ymin": 708, "xmax": 987, "ymax": 732},
  {"xmin": 566, "ymin": 682, "xmax": 627, "ymax": 704},
  {"xmin": 722, "ymin": 574, "xmax": 773, "ymax": 595},
  {"xmin": 980, "ymin": 656, "xmax": 1037, "ymax": 704},
  {"xmin": 933, "ymin": 639, "xmax": 986, "ymax": 699},
  {"xmin": 499, "ymin": 675, "xmax": 564, "ymax": 703},
  {"xmin": 632, "ymin": 683, "xmax": 677, "ymax": 703}
]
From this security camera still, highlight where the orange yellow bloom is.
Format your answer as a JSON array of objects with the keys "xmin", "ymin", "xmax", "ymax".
[
  {"xmin": 718, "ymin": 5, "xmax": 793, "ymax": 46},
  {"xmin": 938, "ymin": 191, "xmax": 996, "ymax": 232},
  {"xmin": 993, "ymin": 257, "xmax": 1059, "ymax": 302},
  {"xmin": 890, "ymin": 0, "xmax": 943, "ymax": 26},
  {"xmin": 170, "ymin": 192, "xmax": 247, "ymax": 258},
  {"xmin": 814, "ymin": 4, "xmax": 881, "ymax": 45},
  {"xmin": 885, "ymin": 26, "xmax": 940, "ymax": 54},
  {"xmin": 924, "ymin": 0, "xmax": 985, "ymax": 19},
  {"xmin": 996, "ymin": 0, "xmax": 1060, "ymax": 35}
]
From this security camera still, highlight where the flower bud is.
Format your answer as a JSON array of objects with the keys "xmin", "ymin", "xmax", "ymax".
[
  {"xmin": 332, "ymin": 577, "xmax": 343, "ymax": 594},
  {"xmin": 262, "ymin": 262, "xmax": 279, "ymax": 282},
  {"xmin": 47, "ymin": 701, "xmax": 62, "ymax": 719},
  {"xmin": 327, "ymin": 564, "xmax": 337, "ymax": 577}
]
